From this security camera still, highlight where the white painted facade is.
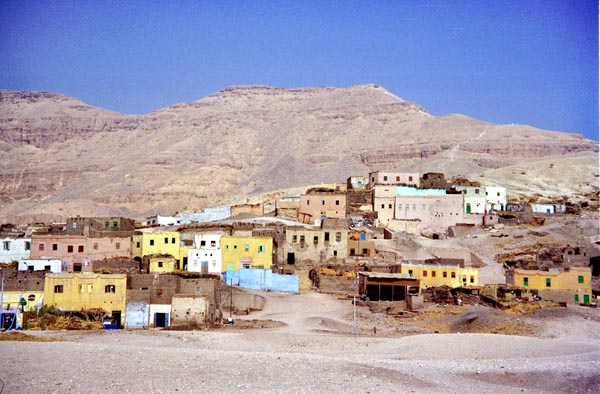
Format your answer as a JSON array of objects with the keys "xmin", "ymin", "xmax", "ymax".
[
  {"xmin": 484, "ymin": 186, "xmax": 507, "ymax": 211},
  {"xmin": 453, "ymin": 186, "xmax": 487, "ymax": 214},
  {"xmin": 0, "ymin": 237, "xmax": 31, "ymax": 263},
  {"xmin": 18, "ymin": 259, "xmax": 63, "ymax": 273},
  {"xmin": 372, "ymin": 186, "xmax": 396, "ymax": 225},
  {"xmin": 187, "ymin": 234, "xmax": 222, "ymax": 275},
  {"xmin": 144, "ymin": 215, "xmax": 181, "ymax": 227}
]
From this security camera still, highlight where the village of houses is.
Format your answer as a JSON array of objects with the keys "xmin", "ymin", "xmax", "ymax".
[{"xmin": 0, "ymin": 170, "xmax": 597, "ymax": 332}]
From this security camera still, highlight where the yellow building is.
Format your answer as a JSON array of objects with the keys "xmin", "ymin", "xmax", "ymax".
[
  {"xmin": 514, "ymin": 267, "xmax": 592, "ymax": 304},
  {"xmin": 146, "ymin": 254, "xmax": 178, "ymax": 273},
  {"xmin": 132, "ymin": 231, "xmax": 187, "ymax": 267},
  {"xmin": 43, "ymin": 273, "xmax": 127, "ymax": 326},
  {"xmin": 221, "ymin": 236, "xmax": 273, "ymax": 271},
  {"xmin": 2, "ymin": 291, "xmax": 44, "ymax": 313},
  {"xmin": 401, "ymin": 263, "xmax": 478, "ymax": 288}
]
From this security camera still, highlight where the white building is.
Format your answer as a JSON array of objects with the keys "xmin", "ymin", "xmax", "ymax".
[
  {"xmin": 187, "ymin": 234, "xmax": 222, "ymax": 275},
  {"xmin": 453, "ymin": 186, "xmax": 487, "ymax": 214},
  {"xmin": 144, "ymin": 215, "xmax": 181, "ymax": 227},
  {"xmin": 0, "ymin": 237, "xmax": 31, "ymax": 263},
  {"xmin": 18, "ymin": 259, "xmax": 63, "ymax": 273},
  {"xmin": 485, "ymin": 186, "xmax": 507, "ymax": 211}
]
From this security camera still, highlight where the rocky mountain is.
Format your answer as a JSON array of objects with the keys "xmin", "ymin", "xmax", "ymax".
[{"xmin": 0, "ymin": 84, "xmax": 597, "ymax": 224}]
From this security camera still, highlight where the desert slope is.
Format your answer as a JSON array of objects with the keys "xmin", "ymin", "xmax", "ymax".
[{"xmin": 0, "ymin": 84, "xmax": 597, "ymax": 223}]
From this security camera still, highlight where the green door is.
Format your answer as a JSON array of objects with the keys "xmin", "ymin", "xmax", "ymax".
[
  {"xmin": 583, "ymin": 294, "xmax": 590, "ymax": 304},
  {"xmin": 466, "ymin": 203, "xmax": 471, "ymax": 214}
]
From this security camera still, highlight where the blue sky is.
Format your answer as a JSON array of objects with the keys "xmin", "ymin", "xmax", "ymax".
[{"xmin": 1, "ymin": 0, "xmax": 597, "ymax": 140}]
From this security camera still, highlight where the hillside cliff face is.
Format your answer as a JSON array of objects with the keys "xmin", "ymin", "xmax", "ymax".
[{"xmin": 0, "ymin": 84, "xmax": 597, "ymax": 223}]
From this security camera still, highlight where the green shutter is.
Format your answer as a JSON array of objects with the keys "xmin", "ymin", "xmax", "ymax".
[
  {"xmin": 523, "ymin": 277, "xmax": 528, "ymax": 286},
  {"xmin": 578, "ymin": 275, "xmax": 584, "ymax": 284}
]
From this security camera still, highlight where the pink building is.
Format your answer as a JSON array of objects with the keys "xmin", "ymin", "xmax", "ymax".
[
  {"xmin": 299, "ymin": 192, "xmax": 347, "ymax": 224},
  {"xmin": 30, "ymin": 234, "xmax": 131, "ymax": 272},
  {"xmin": 368, "ymin": 171, "xmax": 420, "ymax": 189},
  {"xmin": 394, "ymin": 194, "xmax": 466, "ymax": 234}
]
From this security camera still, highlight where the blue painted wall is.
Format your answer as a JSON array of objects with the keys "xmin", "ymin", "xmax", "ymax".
[
  {"xmin": 396, "ymin": 186, "xmax": 446, "ymax": 196},
  {"xmin": 223, "ymin": 269, "xmax": 299, "ymax": 293}
]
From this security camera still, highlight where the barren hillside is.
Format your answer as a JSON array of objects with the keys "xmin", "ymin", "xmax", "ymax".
[{"xmin": 0, "ymin": 84, "xmax": 597, "ymax": 223}]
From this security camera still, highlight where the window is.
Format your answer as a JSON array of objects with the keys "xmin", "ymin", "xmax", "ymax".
[
  {"xmin": 398, "ymin": 204, "xmax": 402, "ymax": 210},
  {"xmin": 388, "ymin": 204, "xmax": 392, "ymax": 209},
  {"xmin": 324, "ymin": 232, "xmax": 330, "ymax": 242},
  {"xmin": 314, "ymin": 236, "xmax": 318, "ymax": 244},
  {"xmin": 443, "ymin": 272, "xmax": 447, "ymax": 278},
  {"xmin": 25, "ymin": 241, "xmax": 31, "ymax": 251},
  {"xmin": 104, "ymin": 221, "xmax": 110, "ymax": 228},
  {"xmin": 136, "ymin": 241, "xmax": 141, "ymax": 248},
  {"xmin": 574, "ymin": 294, "xmax": 579, "ymax": 302},
  {"xmin": 79, "ymin": 284, "xmax": 85, "ymax": 294},
  {"xmin": 383, "ymin": 176, "xmax": 388, "ymax": 181},
  {"xmin": 362, "ymin": 248, "xmax": 368, "ymax": 255},
  {"xmin": 105, "ymin": 285, "xmax": 116, "ymax": 293},
  {"xmin": 350, "ymin": 248, "xmax": 355, "ymax": 256},
  {"xmin": 68, "ymin": 245, "xmax": 74, "ymax": 253},
  {"xmin": 244, "ymin": 244, "xmax": 250, "ymax": 251},
  {"xmin": 39, "ymin": 244, "xmax": 45, "ymax": 251},
  {"xmin": 336, "ymin": 232, "xmax": 341, "ymax": 242},
  {"xmin": 335, "ymin": 200, "xmax": 340, "ymax": 206},
  {"xmin": 225, "ymin": 245, "xmax": 229, "ymax": 251},
  {"xmin": 306, "ymin": 200, "xmax": 311, "ymax": 206},
  {"xmin": 300, "ymin": 235, "xmax": 305, "ymax": 243},
  {"xmin": 497, "ymin": 192, "xmax": 500, "ymax": 197},
  {"xmin": 242, "ymin": 263, "xmax": 250, "ymax": 269},
  {"xmin": 195, "ymin": 286, "xmax": 201, "ymax": 293},
  {"xmin": 72, "ymin": 221, "xmax": 77, "ymax": 229},
  {"xmin": 210, "ymin": 240, "xmax": 216, "ymax": 247},
  {"xmin": 451, "ymin": 272, "xmax": 456, "ymax": 278},
  {"xmin": 158, "ymin": 261, "xmax": 163, "ymax": 268},
  {"xmin": 578, "ymin": 275, "xmax": 584, "ymax": 284},
  {"xmin": 113, "ymin": 221, "xmax": 118, "ymax": 227},
  {"xmin": 423, "ymin": 271, "xmax": 428, "ymax": 277},
  {"xmin": 93, "ymin": 243, "xmax": 98, "ymax": 250},
  {"xmin": 172, "ymin": 237, "xmax": 176, "ymax": 244},
  {"xmin": 53, "ymin": 243, "xmax": 58, "ymax": 251},
  {"xmin": 408, "ymin": 176, "xmax": 413, "ymax": 182},
  {"xmin": 546, "ymin": 278, "xmax": 551, "ymax": 287},
  {"xmin": 381, "ymin": 204, "xmax": 385, "ymax": 209},
  {"xmin": 408, "ymin": 269, "xmax": 413, "ymax": 277},
  {"xmin": 470, "ymin": 276, "xmax": 474, "ymax": 284},
  {"xmin": 432, "ymin": 271, "xmax": 436, "ymax": 278},
  {"xmin": 54, "ymin": 285, "xmax": 63, "ymax": 293},
  {"xmin": 73, "ymin": 263, "xmax": 82, "ymax": 272},
  {"xmin": 396, "ymin": 176, "xmax": 400, "ymax": 182},
  {"xmin": 164, "ymin": 237, "xmax": 169, "ymax": 244},
  {"xmin": 233, "ymin": 245, "xmax": 238, "ymax": 251},
  {"xmin": 475, "ymin": 189, "xmax": 480, "ymax": 194},
  {"xmin": 523, "ymin": 277, "xmax": 529, "ymax": 286},
  {"xmin": 2, "ymin": 241, "xmax": 10, "ymax": 251},
  {"xmin": 321, "ymin": 200, "xmax": 325, "ymax": 206},
  {"xmin": 292, "ymin": 235, "xmax": 297, "ymax": 243},
  {"xmin": 78, "ymin": 245, "xmax": 84, "ymax": 253},
  {"xmin": 150, "ymin": 239, "xmax": 155, "ymax": 246},
  {"xmin": 87, "ymin": 284, "xmax": 93, "ymax": 293},
  {"xmin": 258, "ymin": 245, "xmax": 265, "ymax": 252},
  {"xmin": 115, "ymin": 242, "xmax": 120, "ymax": 249}
]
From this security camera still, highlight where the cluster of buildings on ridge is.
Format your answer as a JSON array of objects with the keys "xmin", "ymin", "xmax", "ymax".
[{"xmin": 0, "ymin": 170, "xmax": 596, "ymax": 330}]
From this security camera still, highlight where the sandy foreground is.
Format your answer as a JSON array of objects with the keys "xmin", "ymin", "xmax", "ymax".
[{"xmin": 1, "ymin": 292, "xmax": 599, "ymax": 394}]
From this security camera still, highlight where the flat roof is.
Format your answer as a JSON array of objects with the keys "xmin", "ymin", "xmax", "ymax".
[{"xmin": 358, "ymin": 272, "xmax": 416, "ymax": 280}]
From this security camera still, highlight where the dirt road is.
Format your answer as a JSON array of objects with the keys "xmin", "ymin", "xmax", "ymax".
[{"xmin": 2, "ymin": 291, "xmax": 599, "ymax": 393}]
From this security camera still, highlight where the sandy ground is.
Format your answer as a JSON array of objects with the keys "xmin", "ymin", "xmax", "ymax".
[{"xmin": 2, "ymin": 291, "xmax": 599, "ymax": 394}]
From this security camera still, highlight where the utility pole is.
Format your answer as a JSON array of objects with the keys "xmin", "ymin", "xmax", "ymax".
[
  {"xmin": 353, "ymin": 273, "xmax": 357, "ymax": 336},
  {"xmin": 0, "ymin": 269, "xmax": 4, "ymax": 331}
]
